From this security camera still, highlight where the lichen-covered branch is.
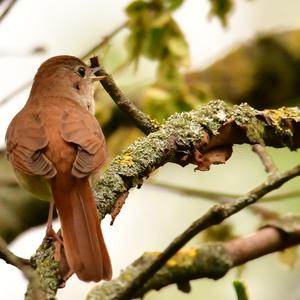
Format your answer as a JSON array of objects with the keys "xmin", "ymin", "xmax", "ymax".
[
  {"xmin": 87, "ymin": 223, "xmax": 300, "ymax": 300},
  {"xmin": 94, "ymin": 101, "xmax": 300, "ymax": 217},
  {"xmin": 25, "ymin": 100, "xmax": 300, "ymax": 299},
  {"xmin": 25, "ymin": 239, "xmax": 61, "ymax": 300}
]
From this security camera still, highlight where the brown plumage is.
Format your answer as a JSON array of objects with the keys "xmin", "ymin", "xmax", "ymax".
[{"xmin": 5, "ymin": 55, "xmax": 112, "ymax": 282}]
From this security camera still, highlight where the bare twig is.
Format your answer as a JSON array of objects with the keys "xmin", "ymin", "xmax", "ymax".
[
  {"xmin": 0, "ymin": 0, "xmax": 17, "ymax": 24},
  {"xmin": 90, "ymin": 56, "xmax": 159, "ymax": 134},
  {"xmin": 252, "ymin": 144, "xmax": 279, "ymax": 177},
  {"xmin": 0, "ymin": 236, "xmax": 30, "ymax": 270},
  {"xmin": 151, "ymin": 181, "xmax": 280, "ymax": 220},
  {"xmin": 150, "ymin": 181, "xmax": 300, "ymax": 203},
  {"xmin": 82, "ymin": 21, "xmax": 128, "ymax": 61},
  {"xmin": 0, "ymin": 79, "xmax": 31, "ymax": 107},
  {"xmin": 0, "ymin": 237, "xmax": 45, "ymax": 300},
  {"xmin": 0, "ymin": 21, "xmax": 127, "ymax": 108},
  {"xmin": 113, "ymin": 165, "xmax": 300, "ymax": 300}
]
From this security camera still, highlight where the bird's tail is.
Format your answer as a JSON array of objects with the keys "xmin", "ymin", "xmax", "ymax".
[{"xmin": 51, "ymin": 175, "xmax": 112, "ymax": 282}]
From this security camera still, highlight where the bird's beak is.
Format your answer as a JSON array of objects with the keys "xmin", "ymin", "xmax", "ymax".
[
  {"xmin": 91, "ymin": 75, "xmax": 107, "ymax": 82},
  {"xmin": 90, "ymin": 66, "xmax": 106, "ymax": 82}
]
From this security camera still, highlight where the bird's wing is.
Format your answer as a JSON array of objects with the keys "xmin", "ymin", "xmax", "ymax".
[
  {"xmin": 60, "ymin": 107, "xmax": 107, "ymax": 178},
  {"xmin": 5, "ymin": 110, "xmax": 57, "ymax": 178}
]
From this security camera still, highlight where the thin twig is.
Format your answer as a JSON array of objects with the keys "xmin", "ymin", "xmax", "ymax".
[
  {"xmin": 0, "ymin": 237, "xmax": 44, "ymax": 299},
  {"xmin": 151, "ymin": 181, "xmax": 300, "ymax": 203},
  {"xmin": 82, "ymin": 21, "xmax": 128, "ymax": 61},
  {"xmin": 151, "ymin": 181, "xmax": 280, "ymax": 220},
  {"xmin": 90, "ymin": 56, "xmax": 159, "ymax": 134},
  {"xmin": 0, "ymin": 237, "xmax": 30, "ymax": 270},
  {"xmin": 0, "ymin": 0, "xmax": 17, "ymax": 24},
  {"xmin": 114, "ymin": 164, "xmax": 300, "ymax": 300},
  {"xmin": 252, "ymin": 144, "xmax": 279, "ymax": 177},
  {"xmin": 0, "ymin": 79, "xmax": 31, "ymax": 107},
  {"xmin": 0, "ymin": 21, "xmax": 127, "ymax": 107}
]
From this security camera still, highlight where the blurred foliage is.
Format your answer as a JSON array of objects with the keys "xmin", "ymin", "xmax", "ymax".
[
  {"xmin": 186, "ymin": 31, "xmax": 300, "ymax": 110},
  {"xmin": 278, "ymin": 247, "xmax": 298, "ymax": 270},
  {"xmin": 124, "ymin": 0, "xmax": 199, "ymax": 122},
  {"xmin": 200, "ymin": 223, "xmax": 236, "ymax": 243},
  {"xmin": 0, "ymin": 151, "xmax": 49, "ymax": 242},
  {"xmin": 208, "ymin": 0, "xmax": 234, "ymax": 26},
  {"xmin": 125, "ymin": 0, "xmax": 189, "ymax": 80}
]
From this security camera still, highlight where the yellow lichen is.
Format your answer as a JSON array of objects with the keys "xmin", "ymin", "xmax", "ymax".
[
  {"xmin": 121, "ymin": 272, "xmax": 133, "ymax": 281},
  {"xmin": 149, "ymin": 117, "xmax": 161, "ymax": 129},
  {"xmin": 167, "ymin": 259, "xmax": 177, "ymax": 267},
  {"xmin": 177, "ymin": 248, "xmax": 197, "ymax": 257},
  {"xmin": 116, "ymin": 153, "xmax": 135, "ymax": 167},
  {"xmin": 144, "ymin": 251, "xmax": 160, "ymax": 257},
  {"xmin": 166, "ymin": 248, "xmax": 198, "ymax": 267},
  {"xmin": 264, "ymin": 107, "xmax": 300, "ymax": 132}
]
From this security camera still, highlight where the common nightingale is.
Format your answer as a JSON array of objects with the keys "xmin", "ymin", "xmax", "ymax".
[{"xmin": 5, "ymin": 55, "xmax": 112, "ymax": 282}]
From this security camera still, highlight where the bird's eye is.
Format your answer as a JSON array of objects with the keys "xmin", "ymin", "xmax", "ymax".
[{"xmin": 77, "ymin": 66, "xmax": 86, "ymax": 78}]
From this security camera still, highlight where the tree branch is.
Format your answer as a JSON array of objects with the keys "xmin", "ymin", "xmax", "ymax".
[
  {"xmin": 252, "ymin": 144, "xmax": 279, "ymax": 178},
  {"xmin": 149, "ymin": 181, "xmax": 300, "ymax": 203},
  {"xmin": 90, "ymin": 56, "xmax": 159, "ymax": 135},
  {"xmin": 87, "ymin": 224, "xmax": 300, "ymax": 299},
  {"xmin": 0, "ymin": 79, "xmax": 32, "ymax": 107},
  {"xmin": 102, "ymin": 164, "xmax": 300, "ymax": 300},
  {"xmin": 25, "ymin": 100, "xmax": 300, "ymax": 299},
  {"xmin": 0, "ymin": 0, "xmax": 17, "ymax": 24},
  {"xmin": 82, "ymin": 21, "xmax": 128, "ymax": 61},
  {"xmin": 0, "ymin": 237, "xmax": 45, "ymax": 300},
  {"xmin": 0, "ymin": 236, "xmax": 30, "ymax": 270}
]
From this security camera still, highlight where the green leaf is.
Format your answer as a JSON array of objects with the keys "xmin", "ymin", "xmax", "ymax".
[
  {"xmin": 152, "ymin": 12, "xmax": 171, "ymax": 27},
  {"xmin": 165, "ymin": 0, "xmax": 185, "ymax": 11},
  {"xmin": 167, "ymin": 37, "xmax": 189, "ymax": 62},
  {"xmin": 208, "ymin": 0, "xmax": 234, "ymax": 27},
  {"xmin": 126, "ymin": 0, "xmax": 147, "ymax": 17},
  {"xmin": 143, "ymin": 27, "xmax": 166, "ymax": 59},
  {"xmin": 233, "ymin": 280, "xmax": 249, "ymax": 300}
]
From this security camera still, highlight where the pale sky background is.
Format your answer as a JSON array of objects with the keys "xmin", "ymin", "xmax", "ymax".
[{"xmin": 1, "ymin": 0, "xmax": 300, "ymax": 299}]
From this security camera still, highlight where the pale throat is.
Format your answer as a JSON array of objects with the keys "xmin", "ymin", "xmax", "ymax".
[
  {"xmin": 31, "ymin": 73, "xmax": 96, "ymax": 115},
  {"xmin": 75, "ymin": 83, "xmax": 96, "ymax": 115}
]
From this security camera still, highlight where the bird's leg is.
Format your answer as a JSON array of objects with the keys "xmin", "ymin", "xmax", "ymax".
[
  {"xmin": 45, "ymin": 199, "xmax": 56, "ymax": 237},
  {"xmin": 44, "ymin": 200, "xmax": 71, "ymax": 281},
  {"xmin": 45, "ymin": 199, "xmax": 63, "ymax": 247}
]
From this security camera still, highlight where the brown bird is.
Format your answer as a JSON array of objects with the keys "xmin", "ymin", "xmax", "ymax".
[{"xmin": 5, "ymin": 55, "xmax": 112, "ymax": 282}]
